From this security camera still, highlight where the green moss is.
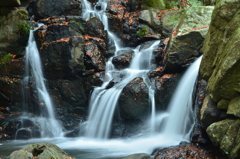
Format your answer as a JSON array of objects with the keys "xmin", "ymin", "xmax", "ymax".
[
  {"xmin": 17, "ymin": 10, "xmax": 28, "ymax": 19},
  {"xmin": 137, "ymin": 27, "xmax": 147, "ymax": 37},
  {"xmin": 142, "ymin": 0, "xmax": 165, "ymax": 9},
  {"xmin": 17, "ymin": 20, "xmax": 31, "ymax": 36},
  {"xmin": 0, "ymin": 53, "xmax": 13, "ymax": 64},
  {"xmin": 165, "ymin": 13, "xmax": 182, "ymax": 26},
  {"xmin": 70, "ymin": 19, "xmax": 85, "ymax": 31}
]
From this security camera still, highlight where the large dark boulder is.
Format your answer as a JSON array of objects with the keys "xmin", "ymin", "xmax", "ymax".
[
  {"xmin": 27, "ymin": 0, "xmax": 81, "ymax": 21},
  {"xmin": 119, "ymin": 77, "xmax": 150, "ymax": 122},
  {"xmin": 165, "ymin": 6, "xmax": 213, "ymax": 72},
  {"xmin": 35, "ymin": 17, "xmax": 85, "ymax": 79},
  {"xmin": 0, "ymin": 9, "xmax": 29, "ymax": 55},
  {"xmin": 86, "ymin": 17, "xmax": 106, "ymax": 39}
]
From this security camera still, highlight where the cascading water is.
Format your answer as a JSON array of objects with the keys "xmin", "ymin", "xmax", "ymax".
[
  {"xmin": 160, "ymin": 56, "xmax": 202, "ymax": 138},
  {"xmin": 84, "ymin": 41, "xmax": 160, "ymax": 139},
  {"xmin": 81, "ymin": 0, "xmax": 200, "ymax": 141},
  {"xmin": 0, "ymin": 0, "xmax": 204, "ymax": 158},
  {"xmin": 17, "ymin": 26, "xmax": 63, "ymax": 138}
]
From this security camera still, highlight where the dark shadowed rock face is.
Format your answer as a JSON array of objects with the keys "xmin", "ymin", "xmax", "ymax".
[
  {"xmin": 112, "ymin": 51, "xmax": 134, "ymax": 70},
  {"xmin": 48, "ymin": 79, "xmax": 88, "ymax": 130},
  {"xmin": 119, "ymin": 77, "xmax": 150, "ymax": 122},
  {"xmin": 86, "ymin": 17, "xmax": 106, "ymax": 39},
  {"xmin": 190, "ymin": 79, "xmax": 209, "ymax": 145},
  {"xmin": 84, "ymin": 36, "xmax": 106, "ymax": 71},
  {"xmin": 27, "ymin": 0, "xmax": 81, "ymax": 21},
  {"xmin": 200, "ymin": 95, "xmax": 225, "ymax": 128},
  {"xmin": 154, "ymin": 74, "xmax": 181, "ymax": 111},
  {"xmin": 35, "ymin": 17, "xmax": 86, "ymax": 79}
]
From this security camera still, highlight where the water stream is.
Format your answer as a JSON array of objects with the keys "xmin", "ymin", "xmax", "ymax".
[
  {"xmin": 0, "ymin": 0, "xmax": 203, "ymax": 158},
  {"xmin": 17, "ymin": 26, "xmax": 63, "ymax": 138}
]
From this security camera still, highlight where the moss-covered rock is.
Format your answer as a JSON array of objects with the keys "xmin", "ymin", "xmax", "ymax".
[
  {"xmin": 0, "ymin": 9, "xmax": 29, "ymax": 56},
  {"xmin": 227, "ymin": 97, "xmax": 240, "ymax": 118},
  {"xmin": 200, "ymin": 0, "xmax": 240, "ymax": 102},
  {"xmin": 207, "ymin": 119, "xmax": 240, "ymax": 159},
  {"xmin": 159, "ymin": 9, "xmax": 183, "ymax": 37},
  {"xmin": 165, "ymin": 6, "xmax": 213, "ymax": 72},
  {"xmin": 217, "ymin": 99, "xmax": 229, "ymax": 110},
  {"xmin": 142, "ymin": 0, "xmax": 203, "ymax": 10},
  {"xmin": 7, "ymin": 142, "xmax": 75, "ymax": 159}
]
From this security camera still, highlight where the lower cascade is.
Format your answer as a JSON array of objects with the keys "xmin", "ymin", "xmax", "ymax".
[{"xmin": 0, "ymin": 0, "xmax": 205, "ymax": 158}]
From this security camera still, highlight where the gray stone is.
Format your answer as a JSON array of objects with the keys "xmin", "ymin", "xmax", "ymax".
[
  {"xmin": 122, "ymin": 153, "xmax": 152, "ymax": 159},
  {"xmin": 7, "ymin": 142, "xmax": 74, "ymax": 159},
  {"xmin": 6, "ymin": 150, "xmax": 33, "ymax": 159}
]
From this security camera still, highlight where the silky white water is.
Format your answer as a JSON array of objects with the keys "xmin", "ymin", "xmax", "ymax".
[
  {"xmin": 2, "ymin": 54, "xmax": 202, "ymax": 158},
  {"xmin": 84, "ymin": 41, "xmax": 160, "ymax": 139},
  {"xmin": 18, "ymin": 26, "xmax": 63, "ymax": 138},
  {"xmin": 1, "ymin": 0, "xmax": 204, "ymax": 158}
]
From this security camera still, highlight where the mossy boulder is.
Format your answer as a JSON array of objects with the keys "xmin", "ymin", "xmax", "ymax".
[
  {"xmin": 165, "ymin": 6, "xmax": 213, "ymax": 72},
  {"xmin": 119, "ymin": 77, "xmax": 150, "ymax": 121},
  {"xmin": 227, "ymin": 97, "xmax": 240, "ymax": 118},
  {"xmin": 200, "ymin": 0, "xmax": 240, "ymax": 102},
  {"xmin": 0, "ymin": 9, "xmax": 29, "ymax": 56},
  {"xmin": 7, "ymin": 142, "xmax": 75, "ymax": 159},
  {"xmin": 207, "ymin": 119, "xmax": 240, "ymax": 159}
]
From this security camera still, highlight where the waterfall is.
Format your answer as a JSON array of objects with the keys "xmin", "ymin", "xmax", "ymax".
[
  {"xmin": 160, "ymin": 56, "xmax": 202, "ymax": 139},
  {"xmin": 81, "ymin": 0, "xmax": 160, "ymax": 139},
  {"xmin": 81, "ymin": 0, "xmax": 202, "ymax": 140},
  {"xmin": 17, "ymin": 26, "xmax": 63, "ymax": 138},
  {"xmin": 84, "ymin": 41, "xmax": 160, "ymax": 139}
]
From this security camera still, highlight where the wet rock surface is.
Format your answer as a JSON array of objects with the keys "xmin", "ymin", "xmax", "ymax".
[
  {"xmin": 153, "ymin": 142, "xmax": 227, "ymax": 159},
  {"xmin": 27, "ymin": 0, "xmax": 81, "ymax": 21},
  {"xmin": 112, "ymin": 51, "xmax": 134, "ymax": 70},
  {"xmin": 154, "ymin": 74, "xmax": 181, "ymax": 111},
  {"xmin": 119, "ymin": 77, "xmax": 150, "ymax": 122}
]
